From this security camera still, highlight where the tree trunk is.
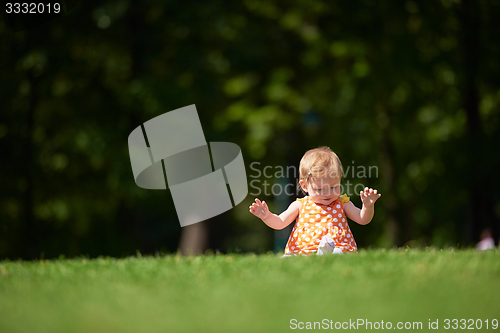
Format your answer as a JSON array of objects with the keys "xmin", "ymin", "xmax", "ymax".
[
  {"xmin": 378, "ymin": 106, "xmax": 400, "ymax": 247},
  {"xmin": 456, "ymin": 0, "xmax": 496, "ymax": 246},
  {"xmin": 22, "ymin": 71, "xmax": 38, "ymax": 259},
  {"xmin": 178, "ymin": 221, "xmax": 209, "ymax": 256}
]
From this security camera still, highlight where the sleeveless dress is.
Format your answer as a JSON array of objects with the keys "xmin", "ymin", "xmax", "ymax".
[{"xmin": 284, "ymin": 194, "xmax": 358, "ymax": 255}]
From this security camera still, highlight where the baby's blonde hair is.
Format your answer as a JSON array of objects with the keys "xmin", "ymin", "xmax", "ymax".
[{"xmin": 299, "ymin": 147, "xmax": 343, "ymax": 187}]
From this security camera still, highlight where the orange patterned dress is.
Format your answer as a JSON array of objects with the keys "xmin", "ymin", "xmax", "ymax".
[{"xmin": 284, "ymin": 195, "xmax": 358, "ymax": 255}]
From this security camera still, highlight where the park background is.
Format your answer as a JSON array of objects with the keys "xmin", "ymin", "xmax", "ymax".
[{"xmin": 1, "ymin": 0, "xmax": 499, "ymax": 260}]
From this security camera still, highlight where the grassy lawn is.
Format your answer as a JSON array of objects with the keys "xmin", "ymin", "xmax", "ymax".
[{"xmin": 1, "ymin": 249, "xmax": 499, "ymax": 332}]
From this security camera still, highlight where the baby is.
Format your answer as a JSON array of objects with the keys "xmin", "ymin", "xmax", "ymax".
[{"xmin": 249, "ymin": 146, "xmax": 381, "ymax": 255}]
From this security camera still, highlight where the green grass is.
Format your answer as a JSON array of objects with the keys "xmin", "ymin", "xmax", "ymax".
[{"xmin": 1, "ymin": 249, "xmax": 499, "ymax": 332}]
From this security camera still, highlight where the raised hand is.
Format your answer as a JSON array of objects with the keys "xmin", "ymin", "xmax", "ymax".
[
  {"xmin": 360, "ymin": 187, "xmax": 381, "ymax": 207},
  {"xmin": 249, "ymin": 198, "xmax": 271, "ymax": 220}
]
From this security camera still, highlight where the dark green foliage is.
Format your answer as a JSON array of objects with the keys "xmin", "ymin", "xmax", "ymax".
[{"xmin": 0, "ymin": 0, "xmax": 499, "ymax": 259}]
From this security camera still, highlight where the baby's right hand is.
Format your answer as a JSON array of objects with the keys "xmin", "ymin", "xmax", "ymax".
[{"xmin": 249, "ymin": 198, "xmax": 271, "ymax": 220}]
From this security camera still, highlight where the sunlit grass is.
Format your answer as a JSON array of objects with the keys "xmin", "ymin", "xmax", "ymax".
[{"xmin": 1, "ymin": 249, "xmax": 499, "ymax": 332}]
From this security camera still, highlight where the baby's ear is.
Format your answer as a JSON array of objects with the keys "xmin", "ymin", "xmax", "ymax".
[{"xmin": 298, "ymin": 180, "xmax": 307, "ymax": 192}]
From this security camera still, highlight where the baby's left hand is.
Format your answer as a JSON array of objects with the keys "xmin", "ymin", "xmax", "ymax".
[{"xmin": 360, "ymin": 187, "xmax": 381, "ymax": 207}]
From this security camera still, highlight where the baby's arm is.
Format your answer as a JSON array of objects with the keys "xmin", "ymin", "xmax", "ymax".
[
  {"xmin": 249, "ymin": 199, "xmax": 301, "ymax": 230},
  {"xmin": 343, "ymin": 187, "xmax": 381, "ymax": 225}
]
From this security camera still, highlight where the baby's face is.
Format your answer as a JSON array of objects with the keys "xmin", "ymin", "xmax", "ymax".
[{"xmin": 301, "ymin": 177, "xmax": 341, "ymax": 206}]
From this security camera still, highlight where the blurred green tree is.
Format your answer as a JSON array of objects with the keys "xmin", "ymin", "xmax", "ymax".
[{"xmin": 0, "ymin": 0, "xmax": 498, "ymax": 259}]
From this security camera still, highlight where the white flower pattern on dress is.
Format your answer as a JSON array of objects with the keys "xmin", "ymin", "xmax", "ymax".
[{"xmin": 284, "ymin": 195, "xmax": 357, "ymax": 255}]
